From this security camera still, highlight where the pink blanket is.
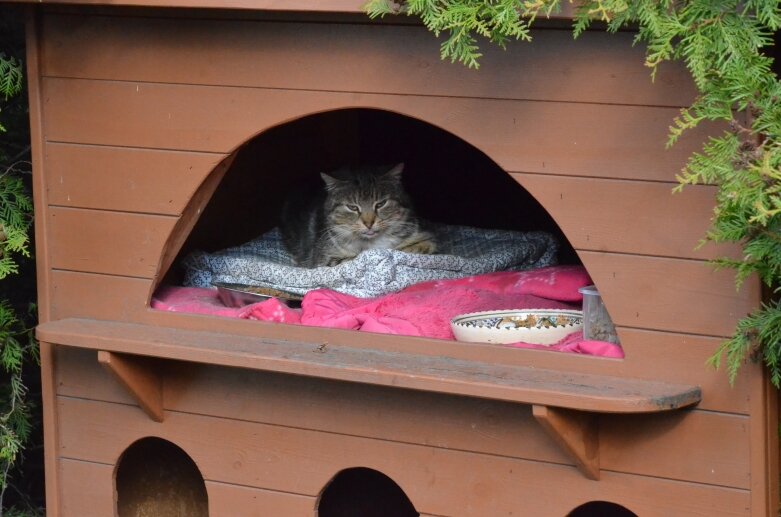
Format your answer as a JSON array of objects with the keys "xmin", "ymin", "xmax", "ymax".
[{"xmin": 152, "ymin": 266, "xmax": 623, "ymax": 357}]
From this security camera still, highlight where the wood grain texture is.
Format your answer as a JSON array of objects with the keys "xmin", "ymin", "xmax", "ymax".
[
  {"xmin": 42, "ymin": 77, "xmax": 714, "ymax": 182},
  {"xmin": 59, "ymin": 458, "xmax": 115, "ymax": 516},
  {"xmin": 532, "ymin": 405, "xmax": 600, "ymax": 480},
  {"xmin": 749, "ymin": 362, "xmax": 780, "ymax": 516},
  {"xmin": 40, "ymin": 15, "xmax": 696, "ymax": 107},
  {"xmin": 512, "ymin": 173, "xmax": 737, "ymax": 260},
  {"xmin": 154, "ymin": 153, "xmax": 233, "ymax": 285},
  {"xmin": 25, "ymin": 11, "xmax": 61, "ymax": 517},
  {"xmin": 48, "ymin": 207, "xmax": 176, "ymax": 278},
  {"xmin": 59, "ymin": 456, "xmax": 317, "ymax": 517},
  {"xmin": 38, "ymin": 318, "xmax": 702, "ymax": 414},
  {"xmin": 600, "ymin": 409, "xmax": 750, "ymax": 490},
  {"xmin": 57, "ymin": 397, "xmax": 751, "ymax": 516},
  {"xmin": 47, "ymin": 271, "xmax": 751, "ymax": 414},
  {"xmin": 52, "ymin": 348, "xmax": 749, "ymax": 487},
  {"xmin": 98, "ymin": 351, "xmax": 164, "ymax": 422},
  {"xmin": 45, "ymin": 143, "xmax": 226, "ymax": 215},
  {"xmin": 206, "ymin": 481, "xmax": 316, "ymax": 517},
  {"xmin": 11, "ymin": 0, "xmax": 396, "ymax": 13},
  {"xmin": 580, "ymin": 251, "xmax": 760, "ymax": 337}
]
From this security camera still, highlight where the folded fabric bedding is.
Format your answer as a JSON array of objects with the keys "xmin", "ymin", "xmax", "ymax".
[
  {"xmin": 154, "ymin": 266, "xmax": 624, "ymax": 358},
  {"xmin": 182, "ymin": 224, "xmax": 559, "ymax": 298}
]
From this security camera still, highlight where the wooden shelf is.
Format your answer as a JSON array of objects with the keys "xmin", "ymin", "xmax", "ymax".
[{"xmin": 37, "ymin": 317, "xmax": 702, "ymax": 480}]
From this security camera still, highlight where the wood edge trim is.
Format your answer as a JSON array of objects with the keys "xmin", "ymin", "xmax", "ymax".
[
  {"xmin": 38, "ymin": 318, "xmax": 703, "ymax": 414},
  {"xmin": 97, "ymin": 350, "xmax": 164, "ymax": 422},
  {"xmin": 532, "ymin": 404, "xmax": 600, "ymax": 480},
  {"xmin": 150, "ymin": 152, "xmax": 235, "ymax": 296},
  {"xmin": 25, "ymin": 9, "xmax": 61, "ymax": 515}
]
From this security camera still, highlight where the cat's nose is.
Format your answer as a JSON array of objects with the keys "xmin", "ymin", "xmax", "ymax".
[{"xmin": 361, "ymin": 214, "xmax": 376, "ymax": 229}]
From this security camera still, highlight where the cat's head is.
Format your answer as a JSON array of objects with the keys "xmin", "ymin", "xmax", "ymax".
[{"xmin": 321, "ymin": 163, "xmax": 414, "ymax": 241}]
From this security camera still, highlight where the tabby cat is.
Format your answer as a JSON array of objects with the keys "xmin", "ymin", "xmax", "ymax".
[{"xmin": 280, "ymin": 163, "xmax": 436, "ymax": 267}]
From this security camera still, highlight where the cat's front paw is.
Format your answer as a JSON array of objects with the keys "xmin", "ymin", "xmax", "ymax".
[
  {"xmin": 325, "ymin": 256, "xmax": 351, "ymax": 267},
  {"xmin": 399, "ymin": 240, "xmax": 437, "ymax": 255}
]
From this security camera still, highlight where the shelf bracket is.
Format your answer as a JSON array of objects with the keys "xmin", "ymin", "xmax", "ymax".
[
  {"xmin": 98, "ymin": 350, "xmax": 164, "ymax": 422},
  {"xmin": 532, "ymin": 404, "xmax": 599, "ymax": 480}
]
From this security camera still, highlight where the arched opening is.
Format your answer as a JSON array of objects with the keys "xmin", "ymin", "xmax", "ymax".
[
  {"xmin": 166, "ymin": 108, "xmax": 577, "ymax": 269},
  {"xmin": 567, "ymin": 501, "xmax": 638, "ymax": 517},
  {"xmin": 152, "ymin": 108, "xmax": 622, "ymax": 356},
  {"xmin": 115, "ymin": 437, "xmax": 208, "ymax": 517},
  {"xmin": 317, "ymin": 467, "xmax": 418, "ymax": 517}
]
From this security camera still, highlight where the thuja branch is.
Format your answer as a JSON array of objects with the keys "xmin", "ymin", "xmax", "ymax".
[{"xmin": 365, "ymin": 0, "xmax": 781, "ymax": 386}]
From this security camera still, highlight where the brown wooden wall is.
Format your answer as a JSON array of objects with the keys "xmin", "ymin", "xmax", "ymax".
[{"xmin": 26, "ymin": 7, "xmax": 775, "ymax": 516}]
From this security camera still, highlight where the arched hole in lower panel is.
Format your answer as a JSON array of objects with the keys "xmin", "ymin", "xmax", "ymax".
[
  {"xmin": 317, "ymin": 467, "xmax": 418, "ymax": 517},
  {"xmin": 153, "ymin": 108, "xmax": 623, "ymax": 357},
  {"xmin": 567, "ymin": 501, "xmax": 638, "ymax": 517},
  {"xmin": 115, "ymin": 437, "xmax": 209, "ymax": 517}
]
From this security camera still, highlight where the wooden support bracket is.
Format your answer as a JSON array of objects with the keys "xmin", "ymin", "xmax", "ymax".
[
  {"xmin": 98, "ymin": 350, "xmax": 164, "ymax": 422},
  {"xmin": 532, "ymin": 404, "xmax": 599, "ymax": 480}
]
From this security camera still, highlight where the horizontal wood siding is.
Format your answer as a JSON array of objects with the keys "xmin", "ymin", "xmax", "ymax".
[
  {"xmin": 59, "ymin": 458, "xmax": 115, "ymax": 516},
  {"xmin": 57, "ymin": 396, "xmax": 750, "ymax": 516},
  {"xmin": 579, "ymin": 251, "xmax": 758, "ymax": 338},
  {"xmin": 41, "ymin": 15, "xmax": 697, "ymax": 107},
  {"xmin": 59, "ymin": 456, "xmax": 318, "ymax": 517},
  {"xmin": 512, "ymin": 173, "xmax": 737, "ymax": 260},
  {"xmin": 53, "ymin": 348, "xmax": 750, "ymax": 489},
  {"xmin": 47, "ymin": 207, "xmax": 177, "ymax": 278},
  {"xmin": 45, "ymin": 143, "xmax": 227, "ymax": 215},
  {"xmin": 206, "ymin": 482, "xmax": 317, "ymax": 517},
  {"xmin": 42, "ymin": 77, "xmax": 714, "ymax": 182}
]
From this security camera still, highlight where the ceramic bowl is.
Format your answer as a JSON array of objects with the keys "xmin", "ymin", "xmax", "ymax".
[{"xmin": 451, "ymin": 309, "xmax": 583, "ymax": 346}]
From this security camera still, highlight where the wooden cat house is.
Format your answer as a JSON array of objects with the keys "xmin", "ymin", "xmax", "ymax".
[{"xmin": 11, "ymin": 0, "xmax": 778, "ymax": 514}]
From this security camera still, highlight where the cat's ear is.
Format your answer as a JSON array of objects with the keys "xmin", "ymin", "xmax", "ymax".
[
  {"xmin": 383, "ymin": 162, "xmax": 405, "ymax": 181},
  {"xmin": 320, "ymin": 173, "xmax": 339, "ymax": 191}
]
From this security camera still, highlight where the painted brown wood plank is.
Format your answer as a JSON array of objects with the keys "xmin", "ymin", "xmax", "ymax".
[
  {"xmin": 38, "ymin": 317, "xmax": 702, "ymax": 413},
  {"xmin": 59, "ymin": 458, "xmax": 115, "ymax": 516},
  {"xmin": 12, "ymin": 0, "xmax": 385, "ymax": 12},
  {"xmin": 533, "ymin": 405, "xmax": 600, "ymax": 480},
  {"xmin": 512, "ymin": 173, "xmax": 738, "ymax": 260},
  {"xmin": 55, "ymin": 348, "xmax": 569, "ymax": 465},
  {"xmin": 206, "ymin": 481, "xmax": 316, "ymax": 517},
  {"xmin": 579, "ymin": 251, "xmax": 760, "ymax": 337},
  {"xmin": 50, "ymin": 270, "xmax": 153, "ymax": 321},
  {"xmin": 41, "ymin": 15, "xmax": 696, "ymax": 107},
  {"xmin": 98, "ymin": 351, "xmax": 164, "ymax": 422},
  {"xmin": 25, "ymin": 11, "xmax": 62, "ymax": 517},
  {"xmin": 47, "ymin": 271, "xmax": 751, "ymax": 414},
  {"xmin": 749, "ymin": 362, "xmax": 780, "ymax": 516},
  {"xmin": 59, "ymin": 412, "xmax": 317, "ymax": 516},
  {"xmin": 42, "ymin": 77, "xmax": 714, "ymax": 182},
  {"xmin": 48, "ymin": 207, "xmax": 176, "ymax": 278},
  {"xmin": 616, "ymin": 328, "xmax": 749, "ymax": 414},
  {"xmin": 53, "ymin": 348, "xmax": 749, "ymax": 487},
  {"xmin": 57, "ymin": 397, "xmax": 751, "ymax": 516},
  {"xmin": 16, "ymin": 0, "xmax": 580, "ymax": 18},
  {"xmin": 45, "ymin": 143, "xmax": 226, "ymax": 215},
  {"xmin": 56, "ymin": 347, "xmax": 136, "ymax": 405},
  {"xmin": 154, "ymin": 153, "xmax": 234, "ymax": 284},
  {"xmin": 601, "ymin": 409, "xmax": 750, "ymax": 491}
]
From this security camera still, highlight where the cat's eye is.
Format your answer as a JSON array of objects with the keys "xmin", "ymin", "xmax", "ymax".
[
  {"xmin": 375, "ymin": 200, "xmax": 388, "ymax": 210},
  {"xmin": 345, "ymin": 204, "xmax": 360, "ymax": 213}
]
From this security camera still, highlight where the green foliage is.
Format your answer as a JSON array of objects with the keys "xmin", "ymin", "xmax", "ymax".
[
  {"xmin": 365, "ymin": 0, "xmax": 781, "ymax": 385},
  {"xmin": 0, "ymin": 15, "xmax": 37, "ymax": 515},
  {"xmin": 0, "ymin": 55, "xmax": 22, "ymax": 134}
]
